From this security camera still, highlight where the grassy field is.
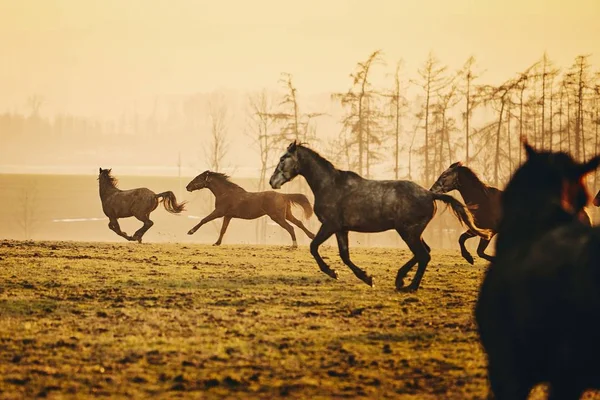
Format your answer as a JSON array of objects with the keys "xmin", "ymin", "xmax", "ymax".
[{"xmin": 1, "ymin": 240, "xmax": 598, "ymax": 399}]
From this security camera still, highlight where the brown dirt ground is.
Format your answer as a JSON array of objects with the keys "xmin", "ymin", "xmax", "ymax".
[{"xmin": 0, "ymin": 240, "xmax": 598, "ymax": 399}]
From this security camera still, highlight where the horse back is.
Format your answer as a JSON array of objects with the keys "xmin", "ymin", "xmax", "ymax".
[{"xmin": 101, "ymin": 187, "xmax": 158, "ymax": 218}]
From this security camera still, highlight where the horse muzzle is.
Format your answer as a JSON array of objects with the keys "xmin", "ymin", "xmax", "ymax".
[{"xmin": 269, "ymin": 174, "xmax": 284, "ymax": 189}]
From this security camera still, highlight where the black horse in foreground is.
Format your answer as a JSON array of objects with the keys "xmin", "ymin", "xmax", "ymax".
[
  {"xmin": 269, "ymin": 141, "xmax": 491, "ymax": 292},
  {"xmin": 475, "ymin": 141, "xmax": 600, "ymax": 399}
]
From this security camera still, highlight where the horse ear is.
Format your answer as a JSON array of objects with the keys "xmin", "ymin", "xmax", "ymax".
[
  {"xmin": 578, "ymin": 155, "xmax": 600, "ymax": 177},
  {"xmin": 522, "ymin": 138, "xmax": 536, "ymax": 160},
  {"xmin": 99, "ymin": 168, "xmax": 103, "ymax": 173},
  {"xmin": 288, "ymin": 141, "xmax": 297, "ymax": 152},
  {"xmin": 108, "ymin": 168, "xmax": 112, "ymax": 174}
]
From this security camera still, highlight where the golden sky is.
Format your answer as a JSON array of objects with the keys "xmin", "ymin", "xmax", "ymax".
[{"xmin": 1, "ymin": 0, "xmax": 599, "ymax": 116}]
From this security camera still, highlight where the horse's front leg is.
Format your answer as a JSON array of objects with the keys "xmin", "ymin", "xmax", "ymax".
[
  {"xmin": 187, "ymin": 209, "xmax": 224, "ymax": 235},
  {"xmin": 213, "ymin": 216, "xmax": 232, "ymax": 246},
  {"xmin": 108, "ymin": 218, "xmax": 134, "ymax": 241},
  {"xmin": 459, "ymin": 231, "xmax": 477, "ymax": 265},
  {"xmin": 310, "ymin": 224, "xmax": 337, "ymax": 280},
  {"xmin": 336, "ymin": 231, "xmax": 373, "ymax": 287},
  {"xmin": 476, "ymin": 236, "xmax": 495, "ymax": 263}
]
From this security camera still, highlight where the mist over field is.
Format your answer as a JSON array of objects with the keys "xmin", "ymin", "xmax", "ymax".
[{"xmin": 1, "ymin": 2, "xmax": 600, "ymax": 398}]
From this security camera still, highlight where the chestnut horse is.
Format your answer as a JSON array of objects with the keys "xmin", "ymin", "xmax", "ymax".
[{"xmin": 186, "ymin": 171, "xmax": 314, "ymax": 247}]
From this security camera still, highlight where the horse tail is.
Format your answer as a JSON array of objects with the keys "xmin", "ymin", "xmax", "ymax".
[
  {"xmin": 432, "ymin": 193, "xmax": 492, "ymax": 240},
  {"xmin": 284, "ymin": 193, "xmax": 314, "ymax": 219},
  {"xmin": 156, "ymin": 191, "xmax": 187, "ymax": 214}
]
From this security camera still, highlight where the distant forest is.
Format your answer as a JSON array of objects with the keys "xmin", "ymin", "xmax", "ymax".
[{"xmin": 1, "ymin": 51, "xmax": 599, "ymax": 195}]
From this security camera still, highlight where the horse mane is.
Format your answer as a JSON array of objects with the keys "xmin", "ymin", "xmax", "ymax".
[
  {"xmin": 456, "ymin": 165, "xmax": 490, "ymax": 191},
  {"xmin": 296, "ymin": 144, "xmax": 361, "ymax": 178},
  {"xmin": 208, "ymin": 171, "xmax": 246, "ymax": 192},
  {"xmin": 100, "ymin": 171, "xmax": 119, "ymax": 189}
]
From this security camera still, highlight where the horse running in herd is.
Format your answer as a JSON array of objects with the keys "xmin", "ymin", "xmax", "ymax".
[
  {"xmin": 98, "ymin": 143, "xmax": 599, "ymax": 292},
  {"xmin": 430, "ymin": 161, "xmax": 595, "ymax": 264}
]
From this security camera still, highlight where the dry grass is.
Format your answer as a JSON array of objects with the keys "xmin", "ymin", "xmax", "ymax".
[{"xmin": 0, "ymin": 240, "xmax": 598, "ymax": 399}]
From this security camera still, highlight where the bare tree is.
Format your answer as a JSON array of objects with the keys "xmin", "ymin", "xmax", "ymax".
[
  {"xmin": 26, "ymin": 95, "xmax": 44, "ymax": 118},
  {"xmin": 17, "ymin": 179, "xmax": 39, "ymax": 240},
  {"xmin": 459, "ymin": 56, "xmax": 483, "ymax": 165},
  {"xmin": 412, "ymin": 52, "xmax": 450, "ymax": 184},
  {"xmin": 538, "ymin": 53, "xmax": 559, "ymax": 149},
  {"xmin": 332, "ymin": 50, "xmax": 385, "ymax": 177},
  {"xmin": 247, "ymin": 90, "xmax": 277, "ymax": 191},
  {"xmin": 382, "ymin": 60, "xmax": 408, "ymax": 179},
  {"xmin": 247, "ymin": 90, "xmax": 277, "ymax": 243},
  {"xmin": 480, "ymin": 73, "xmax": 528, "ymax": 186},
  {"xmin": 204, "ymin": 92, "xmax": 231, "ymax": 172},
  {"xmin": 565, "ymin": 55, "xmax": 593, "ymax": 160}
]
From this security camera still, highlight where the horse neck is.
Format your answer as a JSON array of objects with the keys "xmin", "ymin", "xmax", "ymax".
[
  {"xmin": 456, "ymin": 169, "xmax": 488, "ymax": 203},
  {"xmin": 297, "ymin": 149, "xmax": 337, "ymax": 196},
  {"xmin": 99, "ymin": 178, "xmax": 119, "ymax": 199},
  {"xmin": 207, "ymin": 179, "xmax": 244, "ymax": 198}
]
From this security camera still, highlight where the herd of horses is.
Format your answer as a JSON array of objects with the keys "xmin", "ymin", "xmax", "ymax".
[{"xmin": 98, "ymin": 140, "xmax": 600, "ymax": 398}]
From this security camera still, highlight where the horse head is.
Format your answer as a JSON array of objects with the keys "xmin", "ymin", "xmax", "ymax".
[
  {"xmin": 501, "ymin": 139, "xmax": 599, "ymax": 232},
  {"xmin": 186, "ymin": 170, "xmax": 212, "ymax": 192},
  {"xmin": 269, "ymin": 141, "xmax": 301, "ymax": 189},
  {"xmin": 430, "ymin": 161, "xmax": 463, "ymax": 193}
]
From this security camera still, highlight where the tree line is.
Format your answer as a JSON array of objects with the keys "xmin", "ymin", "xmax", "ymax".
[{"xmin": 2, "ymin": 52, "xmax": 599, "ymax": 196}]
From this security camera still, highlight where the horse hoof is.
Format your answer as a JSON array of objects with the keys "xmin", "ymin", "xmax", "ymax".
[
  {"xmin": 396, "ymin": 285, "xmax": 418, "ymax": 293},
  {"xmin": 324, "ymin": 270, "xmax": 338, "ymax": 280},
  {"xmin": 187, "ymin": 230, "xmax": 195, "ymax": 235},
  {"xmin": 463, "ymin": 253, "xmax": 474, "ymax": 265},
  {"xmin": 212, "ymin": 242, "xmax": 221, "ymax": 246},
  {"xmin": 364, "ymin": 276, "xmax": 374, "ymax": 288}
]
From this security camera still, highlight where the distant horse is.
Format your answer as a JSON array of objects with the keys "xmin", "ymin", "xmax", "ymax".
[
  {"xmin": 186, "ymin": 171, "xmax": 315, "ymax": 247},
  {"xmin": 98, "ymin": 168, "xmax": 187, "ymax": 243},
  {"xmin": 430, "ymin": 162, "xmax": 501, "ymax": 264},
  {"xmin": 475, "ymin": 141, "xmax": 600, "ymax": 399},
  {"xmin": 269, "ymin": 141, "xmax": 492, "ymax": 292}
]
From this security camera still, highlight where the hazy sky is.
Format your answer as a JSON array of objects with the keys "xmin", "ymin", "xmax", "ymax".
[{"xmin": 1, "ymin": 0, "xmax": 599, "ymax": 117}]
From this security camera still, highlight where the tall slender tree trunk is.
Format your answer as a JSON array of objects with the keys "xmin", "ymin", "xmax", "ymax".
[
  {"xmin": 424, "ymin": 84, "xmax": 431, "ymax": 184},
  {"xmin": 541, "ymin": 57, "xmax": 547, "ymax": 148},
  {"xmin": 519, "ymin": 86, "xmax": 525, "ymax": 165},
  {"xmin": 495, "ymin": 98, "xmax": 506, "ymax": 187},
  {"xmin": 465, "ymin": 75, "xmax": 471, "ymax": 165},
  {"xmin": 507, "ymin": 103, "xmax": 512, "ymax": 172}
]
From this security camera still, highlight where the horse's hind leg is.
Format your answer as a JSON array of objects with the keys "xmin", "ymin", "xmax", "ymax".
[
  {"xmin": 286, "ymin": 206, "xmax": 315, "ymax": 239},
  {"xmin": 396, "ymin": 225, "xmax": 431, "ymax": 292},
  {"xmin": 269, "ymin": 214, "xmax": 298, "ymax": 247},
  {"xmin": 310, "ymin": 224, "xmax": 338, "ymax": 280},
  {"xmin": 336, "ymin": 231, "xmax": 373, "ymax": 287},
  {"xmin": 476, "ymin": 237, "xmax": 495, "ymax": 263},
  {"xmin": 133, "ymin": 215, "xmax": 154, "ymax": 243},
  {"xmin": 395, "ymin": 239, "xmax": 431, "ymax": 290},
  {"xmin": 459, "ymin": 231, "xmax": 476, "ymax": 264},
  {"xmin": 108, "ymin": 218, "xmax": 133, "ymax": 241}
]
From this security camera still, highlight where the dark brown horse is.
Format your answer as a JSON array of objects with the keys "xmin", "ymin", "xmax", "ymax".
[
  {"xmin": 186, "ymin": 171, "xmax": 315, "ymax": 247},
  {"xmin": 431, "ymin": 162, "xmax": 593, "ymax": 264},
  {"xmin": 475, "ymin": 141, "xmax": 600, "ymax": 399},
  {"xmin": 430, "ymin": 162, "xmax": 501, "ymax": 264},
  {"xmin": 98, "ymin": 168, "xmax": 187, "ymax": 243},
  {"xmin": 269, "ymin": 142, "xmax": 492, "ymax": 292}
]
